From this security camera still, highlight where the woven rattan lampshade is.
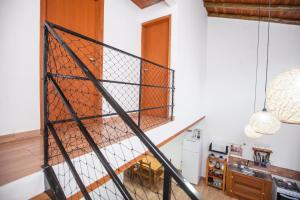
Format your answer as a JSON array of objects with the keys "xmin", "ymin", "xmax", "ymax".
[{"xmin": 266, "ymin": 68, "xmax": 300, "ymax": 124}]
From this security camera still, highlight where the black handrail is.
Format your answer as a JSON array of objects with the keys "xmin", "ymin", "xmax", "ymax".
[
  {"xmin": 45, "ymin": 21, "xmax": 202, "ymax": 200},
  {"xmin": 51, "ymin": 105, "xmax": 172, "ymax": 125},
  {"xmin": 47, "ymin": 21, "xmax": 174, "ymax": 72},
  {"xmin": 48, "ymin": 75, "xmax": 133, "ymax": 200},
  {"xmin": 50, "ymin": 73, "xmax": 174, "ymax": 89}
]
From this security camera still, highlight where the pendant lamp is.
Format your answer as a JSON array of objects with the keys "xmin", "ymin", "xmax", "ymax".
[
  {"xmin": 249, "ymin": 109, "xmax": 280, "ymax": 134},
  {"xmin": 245, "ymin": 3, "xmax": 262, "ymax": 139},
  {"xmin": 245, "ymin": 125, "xmax": 262, "ymax": 139},
  {"xmin": 249, "ymin": 0, "xmax": 280, "ymax": 135},
  {"xmin": 266, "ymin": 67, "xmax": 300, "ymax": 124}
]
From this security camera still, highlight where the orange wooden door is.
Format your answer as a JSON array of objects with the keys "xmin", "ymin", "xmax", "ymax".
[
  {"xmin": 44, "ymin": 0, "xmax": 103, "ymax": 41},
  {"xmin": 141, "ymin": 15, "xmax": 171, "ymax": 118},
  {"xmin": 41, "ymin": 0, "xmax": 104, "ymax": 122}
]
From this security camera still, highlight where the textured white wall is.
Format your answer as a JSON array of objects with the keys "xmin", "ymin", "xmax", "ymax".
[
  {"xmin": 203, "ymin": 17, "xmax": 300, "ymax": 173},
  {"xmin": 0, "ymin": 0, "xmax": 40, "ymax": 135}
]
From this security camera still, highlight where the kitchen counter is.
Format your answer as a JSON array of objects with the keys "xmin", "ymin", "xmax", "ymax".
[
  {"xmin": 226, "ymin": 164, "xmax": 273, "ymax": 200},
  {"xmin": 229, "ymin": 165, "xmax": 273, "ymax": 181},
  {"xmin": 228, "ymin": 156, "xmax": 300, "ymax": 181}
]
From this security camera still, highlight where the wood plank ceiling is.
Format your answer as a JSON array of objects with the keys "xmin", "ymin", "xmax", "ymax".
[
  {"xmin": 203, "ymin": 0, "xmax": 300, "ymax": 25},
  {"xmin": 131, "ymin": 0, "xmax": 163, "ymax": 9}
]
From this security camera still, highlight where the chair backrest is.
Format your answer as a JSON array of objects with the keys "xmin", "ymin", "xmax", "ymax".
[
  {"xmin": 139, "ymin": 160, "xmax": 151, "ymax": 169},
  {"xmin": 137, "ymin": 160, "xmax": 152, "ymax": 177}
]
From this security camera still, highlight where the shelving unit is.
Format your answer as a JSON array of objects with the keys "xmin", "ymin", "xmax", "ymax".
[{"xmin": 205, "ymin": 155, "xmax": 227, "ymax": 191}]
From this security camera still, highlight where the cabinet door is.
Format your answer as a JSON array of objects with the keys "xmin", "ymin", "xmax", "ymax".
[{"xmin": 231, "ymin": 172, "xmax": 264, "ymax": 200}]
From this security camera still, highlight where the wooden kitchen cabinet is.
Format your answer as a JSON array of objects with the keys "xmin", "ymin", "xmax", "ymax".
[{"xmin": 226, "ymin": 168, "xmax": 272, "ymax": 200}]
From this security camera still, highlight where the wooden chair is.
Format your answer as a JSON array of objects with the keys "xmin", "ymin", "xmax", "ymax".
[
  {"xmin": 135, "ymin": 160, "xmax": 152, "ymax": 187},
  {"xmin": 129, "ymin": 163, "xmax": 139, "ymax": 180},
  {"xmin": 153, "ymin": 165, "xmax": 164, "ymax": 189}
]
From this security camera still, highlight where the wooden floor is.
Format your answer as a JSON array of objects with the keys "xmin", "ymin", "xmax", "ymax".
[
  {"xmin": 123, "ymin": 177, "xmax": 235, "ymax": 200},
  {"xmin": 0, "ymin": 115, "xmax": 170, "ymax": 186},
  {"xmin": 194, "ymin": 180, "xmax": 235, "ymax": 200},
  {"xmin": 0, "ymin": 130, "xmax": 43, "ymax": 186},
  {"xmin": 30, "ymin": 179, "xmax": 234, "ymax": 200}
]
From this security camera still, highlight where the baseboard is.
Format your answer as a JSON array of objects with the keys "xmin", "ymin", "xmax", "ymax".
[{"xmin": 0, "ymin": 129, "xmax": 41, "ymax": 145}]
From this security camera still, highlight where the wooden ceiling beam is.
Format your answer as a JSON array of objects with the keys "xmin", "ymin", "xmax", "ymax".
[
  {"xmin": 204, "ymin": 2, "xmax": 300, "ymax": 12},
  {"xmin": 204, "ymin": 0, "xmax": 300, "ymax": 6},
  {"xmin": 208, "ymin": 12, "xmax": 300, "ymax": 25}
]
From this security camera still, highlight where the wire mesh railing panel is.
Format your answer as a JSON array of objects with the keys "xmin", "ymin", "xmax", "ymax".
[
  {"xmin": 80, "ymin": 116, "xmax": 164, "ymax": 199},
  {"xmin": 47, "ymin": 24, "xmax": 174, "ymax": 127},
  {"xmin": 102, "ymin": 82, "xmax": 139, "ymax": 113},
  {"xmin": 49, "ymin": 120, "xmax": 128, "ymax": 200},
  {"xmin": 44, "ymin": 22, "xmax": 201, "ymax": 200}
]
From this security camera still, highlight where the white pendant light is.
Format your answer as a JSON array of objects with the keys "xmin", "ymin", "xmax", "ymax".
[
  {"xmin": 245, "ymin": 124, "xmax": 262, "ymax": 139},
  {"xmin": 266, "ymin": 67, "xmax": 300, "ymax": 124},
  {"xmin": 249, "ymin": 109, "xmax": 281, "ymax": 134},
  {"xmin": 245, "ymin": 3, "xmax": 262, "ymax": 139},
  {"xmin": 245, "ymin": 0, "xmax": 280, "ymax": 136}
]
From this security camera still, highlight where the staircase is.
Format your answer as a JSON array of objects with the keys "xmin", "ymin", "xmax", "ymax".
[{"xmin": 42, "ymin": 21, "xmax": 202, "ymax": 200}]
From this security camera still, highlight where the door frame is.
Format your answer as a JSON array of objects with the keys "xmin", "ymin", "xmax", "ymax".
[
  {"xmin": 39, "ymin": 0, "xmax": 104, "ymax": 131},
  {"xmin": 141, "ymin": 14, "xmax": 171, "ymax": 67},
  {"xmin": 141, "ymin": 15, "xmax": 172, "ymax": 118}
]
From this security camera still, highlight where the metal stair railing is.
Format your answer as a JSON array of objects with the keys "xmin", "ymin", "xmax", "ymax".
[{"xmin": 43, "ymin": 21, "xmax": 203, "ymax": 200}]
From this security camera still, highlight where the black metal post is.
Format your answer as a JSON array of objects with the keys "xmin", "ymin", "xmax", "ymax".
[
  {"xmin": 43, "ymin": 25, "xmax": 49, "ymax": 165},
  {"xmin": 137, "ymin": 60, "xmax": 143, "ymax": 127},
  {"xmin": 163, "ymin": 171, "xmax": 172, "ymax": 200},
  {"xmin": 43, "ymin": 165, "xmax": 66, "ymax": 200},
  {"xmin": 48, "ymin": 123, "xmax": 92, "ymax": 200},
  {"xmin": 171, "ymin": 71, "xmax": 175, "ymax": 121}
]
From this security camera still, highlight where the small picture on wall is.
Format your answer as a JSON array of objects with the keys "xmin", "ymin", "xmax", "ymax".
[{"xmin": 229, "ymin": 144, "xmax": 243, "ymax": 158}]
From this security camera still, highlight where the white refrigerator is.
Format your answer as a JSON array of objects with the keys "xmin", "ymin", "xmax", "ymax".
[{"xmin": 181, "ymin": 132, "xmax": 202, "ymax": 184}]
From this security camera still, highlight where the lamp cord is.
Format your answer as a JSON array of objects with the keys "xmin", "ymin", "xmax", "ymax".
[
  {"xmin": 263, "ymin": 0, "xmax": 271, "ymax": 110},
  {"xmin": 254, "ymin": 0, "xmax": 261, "ymax": 112}
]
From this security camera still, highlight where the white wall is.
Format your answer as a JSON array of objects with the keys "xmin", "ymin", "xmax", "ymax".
[
  {"xmin": 203, "ymin": 17, "xmax": 300, "ymax": 173},
  {"xmin": 103, "ymin": 0, "xmax": 141, "ymax": 112},
  {"xmin": 0, "ymin": 0, "xmax": 40, "ymax": 135},
  {"xmin": 0, "ymin": 171, "xmax": 44, "ymax": 200},
  {"xmin": 104, "ymin": 0, "xmax": 141, "ymax": 56},
  {"xmin": 160, "ymin": 132, "xmax": 185, "ymax": 169},
  {"xmin": 176, "ymin": 0, "xmax": 207, "ymax": 119}
]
